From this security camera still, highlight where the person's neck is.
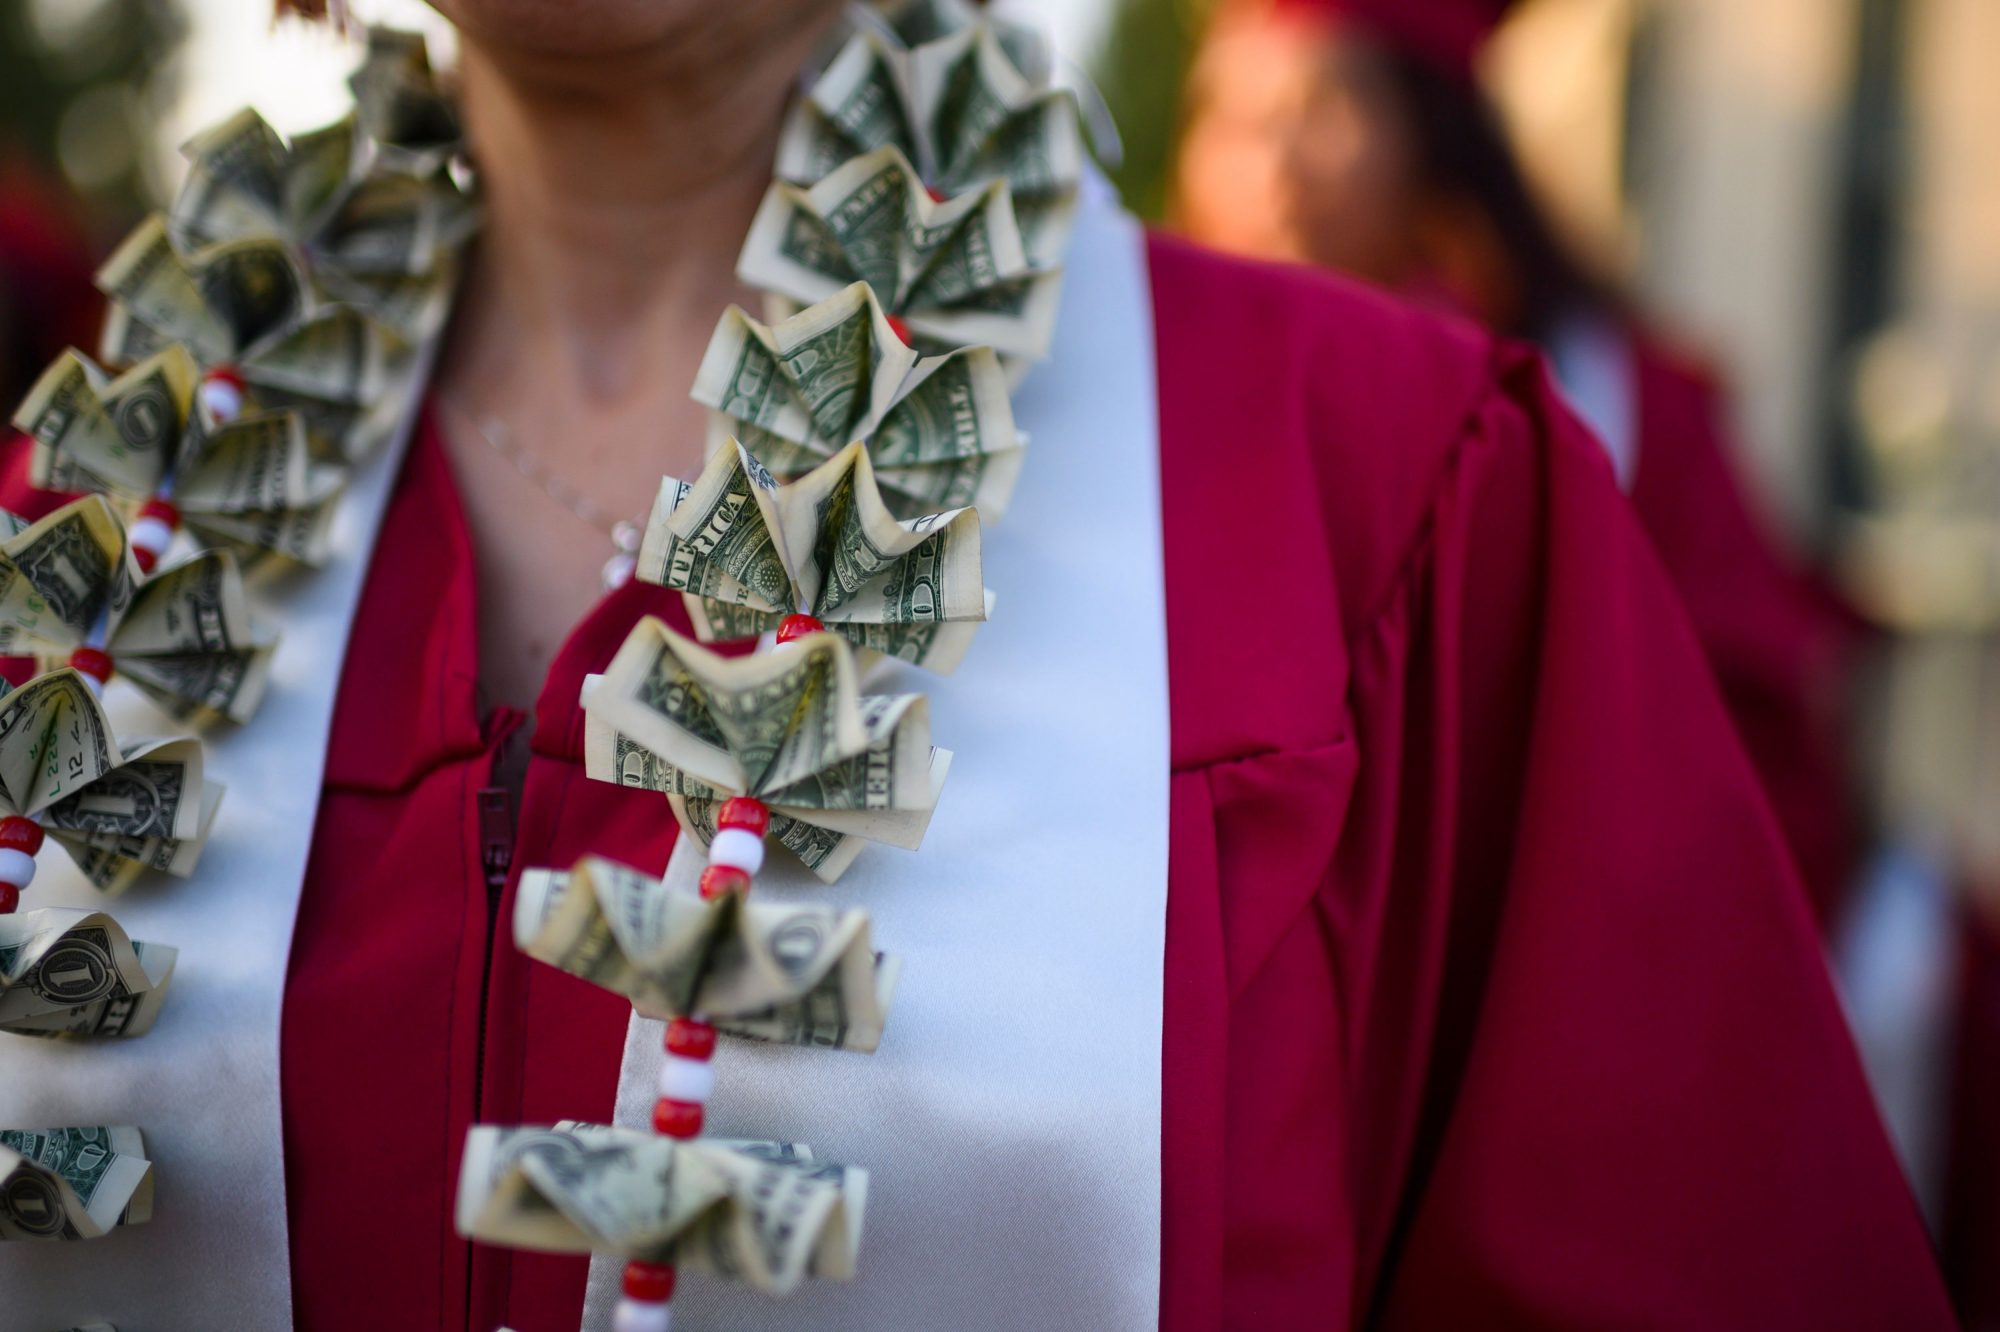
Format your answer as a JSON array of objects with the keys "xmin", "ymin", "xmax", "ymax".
[{"xmin": 444, "ymin": 20, "xmax": 831, "ymax": 409}]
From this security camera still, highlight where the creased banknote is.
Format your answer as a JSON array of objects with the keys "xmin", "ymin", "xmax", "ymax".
[
  {"xmin": 741, "ymin": 144, "xmax": 1062, "ymax": 360},
  {"xmin": 458, "ymin": 1123, "xmax": 865, "ymax": 1295},
  {"xmin": 0, "ymin": 670, "xmax": 223, "ymax": 892},
  {"xmin": 14, "ymin": 346, "xmax": 344, "ymax": 570},
  {"xmin": 0, "ymin": 1126, "xmax": 153, "ymax": 1241},
  {"xmin": 638, "ymin": 438, "xmax": 987, "ymax": 672},
  {"xmin": 95, "ymin": 214, "xmax": 417, "ymax": 461},
  {"xmin": 0, "ymin": 495, "xmax": 275, "ymax": 724},
  {"xmin": 693, "ymin": 282, "xmax": 1022, "ymax": 517},
  {"xmin": 0, "ymin": 907, "xmax": 175, "ymax": 1039},
  {"xmin": 580, "ymin": 620, "xmax": 948, "ymax": 881},
  {"xmin": 516, "ymin": 856, "xmax": 897, "ymax": 1051}
]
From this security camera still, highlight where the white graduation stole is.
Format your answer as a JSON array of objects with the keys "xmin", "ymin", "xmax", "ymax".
[
  {"xmin": 0, "ymin": 345, "xmax": 434, "ymax": 1329},
  {"xmin": 584, "ymin": 178, "xmax": 1172, "ymax": 1330}
]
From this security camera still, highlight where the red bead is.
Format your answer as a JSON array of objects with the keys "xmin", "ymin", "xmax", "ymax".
[
  {"xmin": 622, "ymin": 1260, "xmax": 676, "ymax": 1302},
  {"xmin": 137, "ymin": 497, "xmax": 181, "ymax": 529},
  {"xmin": 67, "ymin": 647, "xmax": 113, "ymax": 684},
  {"xmin": 716, "ymin": 796, "xmax": 769, "ymax": 837},
  {"xmin": 665, "ymin": 1017, "xmax": 717, "ymax": 1061},
  {"xmin": 924, "ymin": 184, "xmax": 947, "ymax": 204},
  {"xmin": 0, "ymin": 816, "xmax": 44, "ymax": 857},
  {"xmin": 698, "ymin": 864, "xmax": 750, "ymax": 900},
  {"xmin": 0, "ymin": 882, "xmax": 17, "ymax": 914},
  {"xmin": 885, "ymin": 314, "xmax": 913, "ymax": 346},
  {"xmin": 774, "ymin": 613, "xmax": 824, "ymax": 645},
  {"xmin": 132, "ymin": 546, "xmax": 158, "ymax": 575},
  {"xmin": 202, "ymin": 364, "xmax": 248, "ymax": 394},
  {"xmin": 652, "ymin": 1097, "xmax": 703, "ymax": 1138}
]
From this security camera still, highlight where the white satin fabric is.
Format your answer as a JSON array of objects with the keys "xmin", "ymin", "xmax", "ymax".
[
  {"xmin": 0, "ymin": 352, "xmax": 432, "ymax": 1330},
  {"xmin": 582, "ymin": 177, "xmax": 1171, "ymax": 1330}
]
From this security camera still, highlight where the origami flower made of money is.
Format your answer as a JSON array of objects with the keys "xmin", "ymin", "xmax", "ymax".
[
  {"xmin": 95, "ymin": 215, "xmax": 421, "ymax": 460},
  {"xmin": 0, "ymin": 670, "xmax": 223, "ymax": 893},
  {"xmin": 517, "ymin": 856, "xmax": 897, "ymax": 1052},
  {"xmin": 0, "ymin": 1126, "xmax": 154, "ymax": 1242},
  {"xmin": 640, "ymin": 438, "xmax": 987, "ymax": 673},
  {"xmin": 694, "ymin": 282, "xmax": 1022, "ymax": 518},
  {"xmin": 741, "ymin": 144, "xmax": 1063, "ymax": 361},
  {"xmin": 14, "ymin": 347, "xmax": 343, "ymax": 571},
  {"xmin": 778, "ymin": 9, "xmax": 1085, "ymax": 213},
  {"xmin": 457, "ymin": 1124, "xmax": 865, "ymax": 1296},
  {"xmin": 0, "ymin": 496, "xmax": 275, "ymax": 726},
  {"xmin": 582, "ymin": 618, "xmax": 948, "ymax": 883},
  {"xmin": 170, "ymin": 105, "xmax": 475, "ymax": 334},
  {"xmin": 0, "ymin": 907, "xmax": 175, "ymax": 1040}
]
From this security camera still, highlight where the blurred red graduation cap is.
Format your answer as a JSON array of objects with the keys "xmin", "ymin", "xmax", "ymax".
[{"xmin": 1265, "ymin": 0, "xmax": 1516, "ymax": 80}]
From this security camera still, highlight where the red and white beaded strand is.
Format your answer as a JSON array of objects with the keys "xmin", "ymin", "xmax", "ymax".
[
  {"xmin": 0, "ymin": 814, "xmax": 43, "ymax": 916},
  {"xmin": 124, "ymin": 363, "xmax": 248, "ymax": 576},
  {"xmin": 613, "ymin": 790, "xmax": 773, "ymax": 1332}
]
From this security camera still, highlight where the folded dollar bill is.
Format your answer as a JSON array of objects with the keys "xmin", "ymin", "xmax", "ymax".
[
  {"xmin": 458, "ymin": 1123, "xmax": 865, "ymax": 1295},
  {"xmin": 581, "ymin": 619, "xmax": 949, "ymax": 882},
  {"xmin": 14, "ymin": 346, "xmax": 344, "ymax": 570},
  {"xmin": 741, "ymin": 144, "xmax": 1062, "ymax": 361},
  {"xmin": 348, "ymin": 25, "xmax": 466, "ymax": 180},
  {"xmin": 0, "ymin": 670, "xmax": 224, "ymax": 892},
  {"xmin": 0, "ymin": 495, "xmax": 275, "ymax": 725},
  {"xmin": 694, "ymin": 282, "xmax": 1022, "ymax": 518},
  {"xmin": 517, "ymin": 856, "xmax": 897, "ymax": 1051},
  {"xmin": 95, "ymin": 215, "xmax": 421, "ymax": 460},
  {"xmin": 0, "ymin": 1126, "xmax": 154, "ymax": 1241},
  {"xmin": 171, "ymin": 105, "xmax": 474, "ymax": 336},
  {"xmin": 639, "ymin": 438, "xmax": 987, "ymax": 672},
  {"xmin": 0, "ymin": 907, "xmax": 175, "ymax": 1039},
  {"xmin": 777, "ymin": 16, "xmax": 1086, "ymax": 261}
]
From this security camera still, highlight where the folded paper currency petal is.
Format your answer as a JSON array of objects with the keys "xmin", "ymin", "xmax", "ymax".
[
  {"xmin": 516, "ymin": 856, "xmax": 898, "ymax": 1051},
  {"xmin": 638, "ymin": 438, "xmax": 987, "ymax": 671},
  {"xmin": 0, "ymin": 907, "xmax": 176, "ymax": 1039},
  {"xmin": 694, "ymin": 282, "xmax": 1023, "ymax": 518},
  {"xmin": 457, "ymin": 1123, "xmax": 865, "ymax": 1295},
  {"xmin": 0, "ymin": 1126, "xmax": 154, "ymax": 1241}
]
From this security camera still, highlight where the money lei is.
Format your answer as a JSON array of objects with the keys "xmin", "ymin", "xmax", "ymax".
[
  {"xmin": 0, "ymin": 23, "xmax": 474, "ymax": 1256},
  {"xmin": 469, "ymin": 3, "xmax": 1107, "ymax": 1318}
]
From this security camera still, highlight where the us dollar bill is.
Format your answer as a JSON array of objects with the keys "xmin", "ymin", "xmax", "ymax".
[
  {"xmin": 42, "ymin": 736, "xmax": 223, "ymax": 892},
  {"xmin": 0, "ymin": 670, "xmax": 120, "ymax": 821},
  {"xmin": 349, "ymin": 25, "xmax": 464, "ymax": 177},
  {"xmin": 582, "ymin": 705, "xmax": 950, "ymax": 883},
  {"xmin": 585, "ymin": 615, "xmax": 868, "ymax": 799},
  {"xmin": 456, "ymin": 1123, "xmax": 864, "ymax": 1294},
  {"xmin": 693, "ymin": 285, "xmax": 1022, "ymax": 517},
  {"xmin": 0, "ymin": 1126, "xmax": 154, "ymax": 1241},
  {"xmin": 0, "ymin": 907, "xmax": 175, "ymax": 1039},
  {"xmin": 639, "ymin": 439, "xmax": 986, "ymax": 671},
  {"xmin": 740, "ymin": 143, "xmax": 1061, "ymax": 358},
  {"xmin": 13, "ymin": 346, "xmax": 199, "ymax": 499},
  {"xmin": 0, "ymin": 495, "xmax": 129, "ymax": 651},
  {"xmin": 778, "ymin": 21, "xmax": 1084, "ymax": 206},
  {"xmin": 516, "ymin": 857, "xmax": 898, "ymax": 1051}
]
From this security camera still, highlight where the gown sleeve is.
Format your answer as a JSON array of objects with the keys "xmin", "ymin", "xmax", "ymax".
[
  {"xmin": 1336, "ymin": 343, "xmax": 1952, "ymax": 1330},
  {"xmin": 1627, "ymin": 342, "xmax": 1868, "ymax": 924}
]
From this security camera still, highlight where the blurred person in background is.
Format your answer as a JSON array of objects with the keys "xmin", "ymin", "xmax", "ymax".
[{"xmin": 1178, "ymin": 0, "xmax": 1870, "ymax": 926}]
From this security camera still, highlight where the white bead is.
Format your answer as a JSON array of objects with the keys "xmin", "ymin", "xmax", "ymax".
[
  {"xmin": 128, "ymin": 516, "xmax": 174, "ymax": 561},
  {"xmin": 0, "ymin": 848, "xmax": 36, "ymax": 890},
  {"xmin": 657, "ymin": 1053, "xmax": 715, "ymax": 1104},
  {"xmin": 198, "ymin": 379, "xmax": 244, "ymax": 423},
  {"xmin": 708, "ymin": 826, "xmax": 764, "ymax": 875},
  {"xmin": 612, "ymin": 1298, "xmax": 672, "ymax": 1332}
]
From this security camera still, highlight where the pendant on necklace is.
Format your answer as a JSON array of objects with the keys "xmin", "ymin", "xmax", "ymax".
[{"xmin": 601, "ymin": 520, "xmax": 641, "ymax": 591}]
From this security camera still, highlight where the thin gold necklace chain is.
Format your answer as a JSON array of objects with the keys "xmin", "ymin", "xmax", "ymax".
[{"xmin": 441, "ymin": 397, "xmax": 641, "ymax": 555}]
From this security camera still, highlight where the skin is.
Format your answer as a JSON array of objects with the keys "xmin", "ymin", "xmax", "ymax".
[
  {"xmin": 423, "ymin": 0, "xmax": 843, "ymax": 709},
  {"xmin": 1178, "ymin": 15, "xmax": 1518, "ymax": 328}
]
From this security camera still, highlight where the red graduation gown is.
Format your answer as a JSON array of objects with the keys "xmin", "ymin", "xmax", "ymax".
[
  {"xmin": 1625, "ymin": 336, "xmax": 1867, "ymax": 924},
  {"xmin": 5, "ymin": 234, "xmax": 1944, "ymax": 1328}
]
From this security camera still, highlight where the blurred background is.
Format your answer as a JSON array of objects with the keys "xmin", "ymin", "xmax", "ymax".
[{"xmin": 0, "ymin": 0, "xmax": 1992, "ymax": 1322}]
